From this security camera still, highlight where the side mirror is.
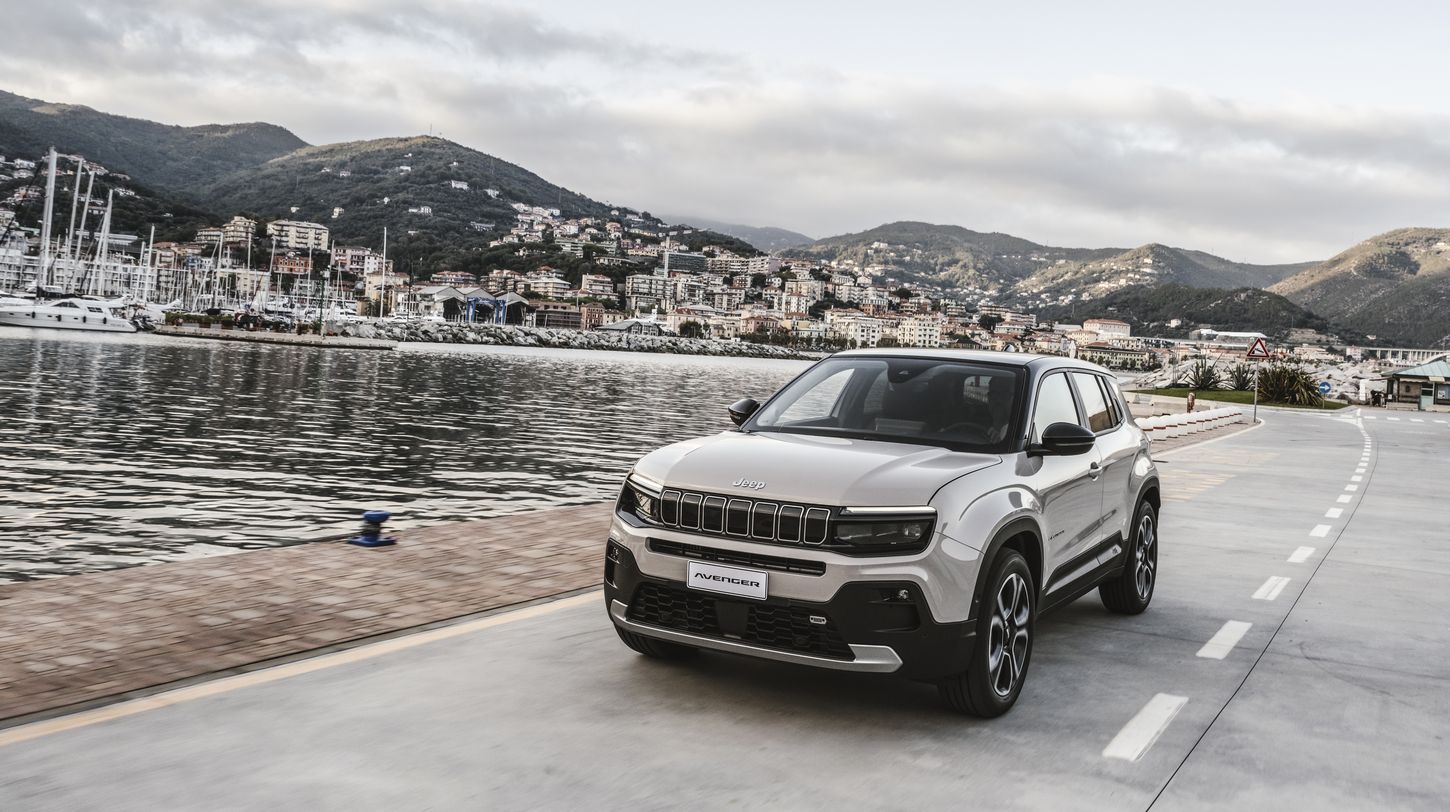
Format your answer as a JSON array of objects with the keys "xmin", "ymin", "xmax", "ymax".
[
  {"xmin": 1030, "ymin": 422, "xmax": 1095, "ymax": 456},
  {"xmin": 727, "ymin": 398, "xmax": 760, "ymax": 426}
]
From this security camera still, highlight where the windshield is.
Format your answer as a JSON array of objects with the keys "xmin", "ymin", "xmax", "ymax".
[{"xmin": 746, "ymin": 356, "xmax": 1025, "ymax": 452}]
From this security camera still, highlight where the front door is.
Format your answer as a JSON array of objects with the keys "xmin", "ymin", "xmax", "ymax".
[
  {"xmin": 1421, "ymin": 383, "xmax": 1434, "ymax": 411},
  {"xmin": 1026, "ymin": 372, "xmax": 1105, "ymax": 586}
]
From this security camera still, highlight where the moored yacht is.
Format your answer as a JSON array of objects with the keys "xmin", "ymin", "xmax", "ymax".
[{"xmin": 0, "ymin": 296, "xmax": 139, "ymax": 333}]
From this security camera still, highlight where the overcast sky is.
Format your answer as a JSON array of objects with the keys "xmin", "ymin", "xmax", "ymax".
[{"xmin": 5, "ymin": 0, "xmax": 1450, "ymax": 262}]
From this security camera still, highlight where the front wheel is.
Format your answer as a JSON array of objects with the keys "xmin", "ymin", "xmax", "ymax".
[
  {"xmin": 1100, "ymin": 500, "xmax": 1158, "ymax": 614},
  {"xmin": 940, "ymin": 549, "xmax": 1035, "ymax": 717}
]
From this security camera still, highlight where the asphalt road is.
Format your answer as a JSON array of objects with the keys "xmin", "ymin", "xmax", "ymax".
[{"xmin": 2, "ymin": 408, "xmax": 1447, "ymax": 810}]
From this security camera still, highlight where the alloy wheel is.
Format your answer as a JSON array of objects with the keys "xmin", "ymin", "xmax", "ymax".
[
  {"xmin": 987, "ymin": 572, "xmax": 1031, "ymax": 698},
  {"xmin": 1135, "ymin": 513, "xmax": 1157, "ymax": 600}
]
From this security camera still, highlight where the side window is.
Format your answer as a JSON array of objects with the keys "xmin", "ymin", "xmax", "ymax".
[
  {"xmin": 1072, "ymin": 372, "xmax": 1114, "ymax": 433},
  {"xmin": 1097, "ymin": 376, "xmax": 1124, "ymax": 429},
  {"xmin": 1031, "ymin": 373, "xmax": 1080, "ymax": 441}
]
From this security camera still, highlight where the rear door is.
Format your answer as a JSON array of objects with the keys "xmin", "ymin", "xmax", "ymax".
[
  {"xmin": 1027, "ymin": 371, "xmax": 1105, "ymax": 588},
  {"xmin": 1072, "ymin": 372, "xmax": 1136, "ymax": 543}
]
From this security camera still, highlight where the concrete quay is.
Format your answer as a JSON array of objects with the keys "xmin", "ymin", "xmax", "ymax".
[{"xmin": 0, "ymin": 503, "xmax": 610, "ymax": 725}]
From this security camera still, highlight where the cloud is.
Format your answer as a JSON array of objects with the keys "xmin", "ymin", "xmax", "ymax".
[{"xmin": 3, "ymin": 1, "xmax": 1448, "ymax": 262}]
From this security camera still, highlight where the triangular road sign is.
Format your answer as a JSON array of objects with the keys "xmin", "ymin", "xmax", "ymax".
[{"xmin": 1246, "ymin": 337, "xmax": 1271, "ymax": 359}]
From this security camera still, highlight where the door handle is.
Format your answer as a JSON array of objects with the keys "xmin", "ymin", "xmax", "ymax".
[{"xmin": 1088, "ymin": 461, "xmax": 1101, "ymax": 479}]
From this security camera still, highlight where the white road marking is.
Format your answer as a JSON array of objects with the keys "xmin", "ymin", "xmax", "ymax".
[
  {"xmin": 1196, "ymin": 621, "xmax": 1253, "ymax": 660},
  {"xmin": 1325, "ymin": 508, "xmax": 1343, "ymax": 518},
  {"xmin": 1289, "ymin": 546, "xmax": 1316, "ymax": 563},
  {"xmin": 0, "ymin": 591, "xmax": 601, "ymax": 749},
  {"xmin": 1387, "ymin": 417, "xmax": 1400, "ymax": 421},
  {"xmin": 1337, "ymin": 494, "xmax": 1352, "ymax": 503},
  {"xmin": 1411, "ymin": 419, "xmax": 1424, "ymax": 423},
  {"xmin": 1253, "ymin": 576, "xmax": 1291, "ymax": 600},
  {"xmin": 1355, "ymin": 467, "xmax": 1366, "ymax": 474},
  {"xmin": 1351, "ymin": 475, "xmax": 1363, "ymax": 482},
  {"xmin": 1436, "ymin": 420, "xmax": 1447, "ymax": 424},
  {"xmin": 1345, "ymin": 484, "xmax": 1358, "ymax": 492},
  {"xmin": 1310, "ymin": 524, "xmax": 1332, "ymax": 537},
  {"xmin": 1103, "ymin": 694, "xmax": 1189, "ymax": 761}
]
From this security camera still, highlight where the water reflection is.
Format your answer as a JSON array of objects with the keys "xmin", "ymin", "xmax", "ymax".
[{"xmin": 0, "ymin": 329, "xmax": 808, "ymax": 580}]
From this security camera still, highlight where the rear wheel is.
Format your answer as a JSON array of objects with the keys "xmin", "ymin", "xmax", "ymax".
[
  {"xmin": 614, "ymin": 625, "xmax": 698, "ymax": 660},
  {"xmin": 940, "ymin": 550, "xmax": 1034, "ymax": 717},
  {"xmin": 1100, "ymin": 501, "xmax": 1157, "ymax": 614}
]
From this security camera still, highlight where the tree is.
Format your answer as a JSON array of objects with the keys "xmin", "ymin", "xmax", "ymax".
[
  {"xmin": 979, "ymin": 314, "xmax": 1003, "ymax": 332},
  {"xmin": 679, "ymin": 320, "xmax": 706, "ymax": 339},
  {"xmin": 893, "ymin": 286, "xmax": 913, "ymax": 300},
  {"xmin": 877, "ymin": 336, "xmax": 901, "ymax": 347},
  {"xmin": 750, "ymin": 273, "xmax": 767, "ymax": 289}
]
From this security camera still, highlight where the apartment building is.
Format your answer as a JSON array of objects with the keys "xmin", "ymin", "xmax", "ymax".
[{"xmin": 266, "ymin": 219, "xmax": 330, "ymax": 251}]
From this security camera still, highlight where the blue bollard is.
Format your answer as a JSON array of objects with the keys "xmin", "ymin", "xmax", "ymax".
[{"xmin": 348, "ymin": 509, "xmax": 397, "ymax": 547}]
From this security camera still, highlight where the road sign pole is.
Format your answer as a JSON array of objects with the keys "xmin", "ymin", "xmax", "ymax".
[{"xmin": 1253, "ymin": 363, "xmax": 1259, "ymax": 422}]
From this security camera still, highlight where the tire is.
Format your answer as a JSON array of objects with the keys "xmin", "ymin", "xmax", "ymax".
[
  {"xmin": 614, "ymin": 625, "xmax": 698, "ymax": 660},
  {"xmin": 940, "ymin": 549, "xmax": 1035, "ymax": 717},
  {"xmin": 1100, "ymin": 500, "xmax": 1158, "ymax": 615}
]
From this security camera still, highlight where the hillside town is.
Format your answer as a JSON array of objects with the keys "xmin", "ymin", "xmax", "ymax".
[{"xmin": 0, "ymin": 150, "xmax": 1444, "ymax": 383}]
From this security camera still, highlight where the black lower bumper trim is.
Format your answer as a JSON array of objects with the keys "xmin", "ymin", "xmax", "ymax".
[{"xmin": 604, "ymin": 541, "xmax": 976, "ymax": 680}]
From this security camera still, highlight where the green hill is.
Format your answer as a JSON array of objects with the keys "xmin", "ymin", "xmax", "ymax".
[
  {"xmin": 1269, "ymin": 228, "xmax": 1450, "ymax": 348},
  {"xmin": 1037, "ymin": 283, "xmax": 1355, "ymax": 342},
  {"xmin": 0, "ymin": 90, "xmax": 305, "ymax": 192},
  {"xmin": 199, "ymin": 135, "xmax": 614, "ymax": 248},
  {"xmin": 791, "ymin": 221, "xmax": 1311, "ymax": 300}
]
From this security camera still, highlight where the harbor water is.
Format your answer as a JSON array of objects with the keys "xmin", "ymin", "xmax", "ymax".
[{"xmin": 0, "ymin": 328, "xmax": 809, "ymax": 580}]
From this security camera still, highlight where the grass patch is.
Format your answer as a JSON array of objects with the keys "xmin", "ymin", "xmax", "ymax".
[{"xmin": 1135, "ymin": 388, "xmax": 1349, "ymax": 410}]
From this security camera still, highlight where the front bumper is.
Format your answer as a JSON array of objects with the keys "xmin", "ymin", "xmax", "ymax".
[{"xmin": 604, "ymin": 526, "xmax": 977, "ymax": 680}]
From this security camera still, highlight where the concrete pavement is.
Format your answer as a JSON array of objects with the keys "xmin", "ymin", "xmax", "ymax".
[{"xmin": 1, "ymin": 410, "xmax": 1446, "ymax": 810}]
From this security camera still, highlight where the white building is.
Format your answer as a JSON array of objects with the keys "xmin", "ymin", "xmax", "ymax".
[
  {"xmin": 898, "ymin": 314, "xmax": 946, "ymax": 348},
  {"xmin": 1083, "ymin": 318, "xmax": 1131, "ymax": 339},
  {"xmin": 266, "ymin": 219, "xmax": 330, "ymax": 251}
]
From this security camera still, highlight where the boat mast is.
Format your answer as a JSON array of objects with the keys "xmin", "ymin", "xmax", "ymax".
[
  {"xmin": 61, "ymin": 158, "xmax": 85, "ymax": 291},
  {"xmin": 38, "ymin": 148, "xmax": 57, "ymax": 292},
  {"xmin": 92, "ymin": 188, "xmax": 114, "ymax": 297}
]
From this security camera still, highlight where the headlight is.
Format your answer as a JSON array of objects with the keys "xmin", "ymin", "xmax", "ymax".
[
  {"xmin": 618, "ymin": 473, "xmax": 662, "ymax": 524},
  {"xmin": 829, "ymin": 518, "xmax": 934, "ymax": 555}
]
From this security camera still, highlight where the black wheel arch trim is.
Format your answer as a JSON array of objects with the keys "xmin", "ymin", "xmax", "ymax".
[{"xmin": 968, "ymin": 517, "xmax": 1044, "ymax": 623}]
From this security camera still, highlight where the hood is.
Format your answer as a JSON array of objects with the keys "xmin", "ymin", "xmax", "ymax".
[{"xmin": 634, "ymin": 430, "xmax": 1001, "ymax": 506}]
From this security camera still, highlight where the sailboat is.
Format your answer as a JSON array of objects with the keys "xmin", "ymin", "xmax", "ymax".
[{"xmin": 0, "ymin": 148, "xmax": 141, "ymax": 333}]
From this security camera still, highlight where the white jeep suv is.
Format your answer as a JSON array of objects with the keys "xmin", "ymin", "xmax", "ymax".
[{"xmin": 604, "ymin": 350, "xmax": 1160, "ymax": 716}]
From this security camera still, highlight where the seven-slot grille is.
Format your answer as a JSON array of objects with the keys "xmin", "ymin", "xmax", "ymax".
[{"xmin": 656, "ymin": 488, "xmax": 831, "ymax": 545}]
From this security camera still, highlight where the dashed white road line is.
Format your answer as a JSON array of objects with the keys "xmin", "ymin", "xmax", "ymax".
[
  {"xmin": 1336, "ymin": 494, "xmax": 1352, "ymax": 503},
  {"xmin": 1350, "ymin": 475, "xmax": 1363, "ymax": 482},
  {"xmin": 1325, "ymin": 508, "xmax": 1343, "ymax": 519},
  {"xmin": 1387, "ymin": 417, "xmax": 1400, "ymax": 421},
  {"xmin": 1310, "ymin": 524, "xmax": 1331, "ymax": 537},
  {"xmin": 1436, "ymin": 419, "xmax": 1447, "ymax": 424},
  {"xmin": 1196, "ymin": 621, "xmax": 1253, "ymax": 660},
  {"xmin": 1253, "ymin": 576, "xmax": 1291, "ymax": 600},
  {"xmin": 1103, "ymin": 693, "xmax": 1189, "ymax": 761},
  {"xmin": 1345, "ymin": 484, "xmax": 1358, "ymax": 492},
  {"xmin": 1411, "ymin": 418, "xmax": 1424, "ymax": 423},
  {"xmin": 1289, "ymin": 546, "xmax": 1316, "ymax": 563}
]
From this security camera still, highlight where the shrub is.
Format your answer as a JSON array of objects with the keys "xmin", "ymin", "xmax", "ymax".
[
  {"xmin": 1258, "ymin": 363, "xmax": 1323, "ymax": 406},
  {"xmin": 1186, "ymin": 359, "xmax": 1223, "ymax": 390},
  {"xmin": 1229, "ymin": 363, "xmax": 1254, "ymax": 391}
]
